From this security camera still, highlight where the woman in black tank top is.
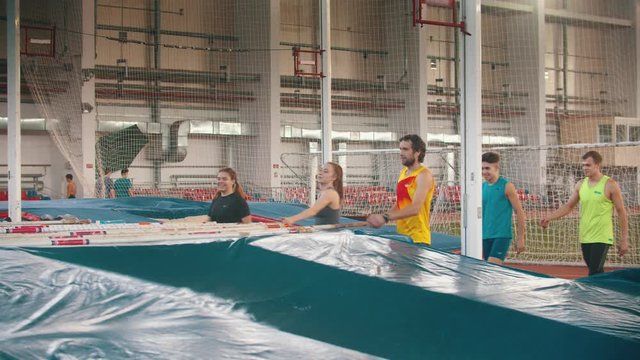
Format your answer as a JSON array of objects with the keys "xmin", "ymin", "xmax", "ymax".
[{"xmin": 283, "ymin": 162, "xmax": 343, "ymax": 225}]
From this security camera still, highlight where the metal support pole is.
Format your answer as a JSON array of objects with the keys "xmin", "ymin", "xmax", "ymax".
[
  {"xmin": 459, "ymin": 0, "xmax": 482, "ymax": 259},
  {"xmin": 7, "ymin": 0, "xmax": 22, "ymax": 221},
  {"xmin": 320, "ymin": 0, "xmax": 332, "ymax": 163},
  {"xmin": 152, "ymin": 0, "xmax": 162, "ymax": 188}
]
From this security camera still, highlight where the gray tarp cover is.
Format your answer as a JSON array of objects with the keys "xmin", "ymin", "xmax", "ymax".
[
  {"xmin": 1, "ymin": 231, "xmax": 638, "ymax": 359},
  {"xmin": 1, "ymin": 198, "xmax": 638, "ymax": 358}
]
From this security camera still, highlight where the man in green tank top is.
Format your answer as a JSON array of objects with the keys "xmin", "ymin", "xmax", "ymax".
[{"xmin": 540, "ymin": 151, "xmax": 629, "ymax": 276}]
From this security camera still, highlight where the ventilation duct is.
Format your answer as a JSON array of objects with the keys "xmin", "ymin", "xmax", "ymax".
[{"xmin": 145, "ymin": 120, "xmax": 189, "ymax": 162}]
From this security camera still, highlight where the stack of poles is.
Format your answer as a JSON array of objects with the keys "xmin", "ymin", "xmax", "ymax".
[{"xmin": 0, "ymin": 221, "xmax": 368, "ymax": 247}]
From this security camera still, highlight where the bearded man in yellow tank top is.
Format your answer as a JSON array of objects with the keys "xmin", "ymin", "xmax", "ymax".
[
  {"xmin": 367, "ymin": 134, "xmax": 435, "ymax": 245},
  {"xmin": 540, "ymin": 151, "xmax": 629, "ymax": 276}
]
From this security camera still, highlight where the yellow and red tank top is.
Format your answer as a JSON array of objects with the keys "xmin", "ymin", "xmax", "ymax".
[{"xmin": 396, "ymin": 165, "xmax": 435, "ymax": 244}]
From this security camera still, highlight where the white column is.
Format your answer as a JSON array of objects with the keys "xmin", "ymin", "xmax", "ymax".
[
  {"xmin": 7, "ymin": 0, "xmax": 22, "ymax": 221},
  {"xmin": 459, "ymin": 0, "xmax": 483, "ymax": 259},
  {"xmin": 235, "ymin": 0, "xmax": 281, "ymax": 191},
  {"xmin": 81, "ymin": 0, "xmax": 97, "ymax": 197},
  {"xmin": 536, "ymin": 0, "xmax": 548, "ymax": 191},
  {"xmin": 417, "ymin": 16, "xmax": 429, "ymax": 135},
  {"xmin": 636, "ymin": 0, "xmax": 640, "ymax": 118},
  {"xmin": 268, "ymin": 0, "xmax": 282, "ymax": 191},
  {"xmin": 383, "ymin": 1, "xmax": 427, "ymax": 135},
  {"xmin": 635, "ymin": 0, "xmax": 640, "ymax": 207},
  {"xmin": 320, "ymin": 0, "xmax": 333, "ymax": 163}
]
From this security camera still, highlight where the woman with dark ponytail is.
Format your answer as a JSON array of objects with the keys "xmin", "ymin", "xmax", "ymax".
[
  {"xmin": 208, "ymin": 167, "xmax": 251, "ymax": 223},
  {"xmin": 283, "ymin": 162, "xmax": 343, "ymax": 225}
]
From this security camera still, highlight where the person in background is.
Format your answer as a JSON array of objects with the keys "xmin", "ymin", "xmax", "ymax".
[
  {"xmin": 115, "ymin": 168, "xmax": 133, "ymax": 197},
  {"xmin": 540, "ymin": 151, "xmax": 629, "ymax": 276},
  {"xmin": 481, "ymin": 152, "xmax": 526, "ymax": 264},
  {"xmin": 65, "ymin": 173, "xmax": 77, "ymax": 199},
  {"xmin": 95, "ymin": 169, "xmax": 115, "ymax": 198},
  {"xmin": 367, "ymin": 134, "xmax": 435, "ymax": 245},
  {"xmin": 95, "ymin": 169, "xmax": 115, "ymax": 199},
  {"xmin": 104, "ymin": 169, "xmax": 116, "ymax": 198},
  {"xmin": 207, "ymin": 167, "xmax": 251, "ymax": 224},
  {"xmin": 283, "ymin": 162, "xmax": 343, "ymax": 226}
]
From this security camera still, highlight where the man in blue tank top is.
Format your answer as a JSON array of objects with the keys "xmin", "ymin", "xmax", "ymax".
[{"xmin": 482, "ymin": 152, "xmax": 526, "ymax": 264}]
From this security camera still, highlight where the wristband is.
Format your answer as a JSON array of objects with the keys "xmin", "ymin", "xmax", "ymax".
[{"xmin": 382, "ymin": 213, "xmax": 390, "ymax": 223}]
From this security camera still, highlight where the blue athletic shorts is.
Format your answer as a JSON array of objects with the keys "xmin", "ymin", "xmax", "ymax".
[{"xmin": 483, "ymin": 237, "xmax": 512, "ymax": 261}]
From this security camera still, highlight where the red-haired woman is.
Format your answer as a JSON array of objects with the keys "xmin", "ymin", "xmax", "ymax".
[{"xmin": 283, "ymin": 162, "xmax": 343, "ymax": 225}]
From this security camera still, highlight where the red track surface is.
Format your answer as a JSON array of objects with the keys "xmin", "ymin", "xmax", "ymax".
[{"xmin": 505, "ymin": 263, "xmax": 626, "ymax": 279}]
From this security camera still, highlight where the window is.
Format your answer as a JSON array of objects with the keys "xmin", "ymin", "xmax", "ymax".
[
  {"xmin": 630, "ymin": 126, "xmax": 640, "ymax": 142},
  {"xmin": 616, "ymin": 125, "xmax": 627, "ymax": 142},
  {"xmin": 598, "ymin": 124, "xmax": 612, "ymax": 143}
]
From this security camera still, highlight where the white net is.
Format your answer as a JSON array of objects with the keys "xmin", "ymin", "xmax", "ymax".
[
  {"xmin": 91, "ymin": 0, "xmax": 283, "ymax": 200},
  {"xmin": 432, "ymin": 0, "xmax": 639, "ymax": 266},
  {"xmin": 17, "ymin": 0, "xmax": 91, "ymax": 194},
  {"xmin": 13, "ymin": 0, "xmax": 638, "ymax": 266}
]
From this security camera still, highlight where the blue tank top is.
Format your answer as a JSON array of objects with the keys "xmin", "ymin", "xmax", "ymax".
[{"xmin": 482, "ymin": 176, "xmax": 513, "ymax": 239}]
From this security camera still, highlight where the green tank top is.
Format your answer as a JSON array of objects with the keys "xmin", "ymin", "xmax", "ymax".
[
  {"xmin": 579, "ymin": 175, "xmax": 613, "ymax": 244},
  {"xmin": 482, "ymin": 177, "xmax": 513, "ymax": 239}
]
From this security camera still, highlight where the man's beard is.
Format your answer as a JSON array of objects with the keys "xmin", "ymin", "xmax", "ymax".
[{"xmin": 402, "ymin": 158, "xmax": 415, "ymax": 167}]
